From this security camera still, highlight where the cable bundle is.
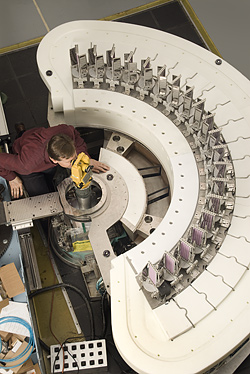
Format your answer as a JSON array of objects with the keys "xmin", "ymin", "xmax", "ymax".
[{"xmin": 0, "ymin": 316, "xmax": 35, "ymax": 369}]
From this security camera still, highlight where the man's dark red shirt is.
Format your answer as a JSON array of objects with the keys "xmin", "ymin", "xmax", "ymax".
[{"xmin": 0, "ymin": 124, "xmax": 89, "ymax": 181}]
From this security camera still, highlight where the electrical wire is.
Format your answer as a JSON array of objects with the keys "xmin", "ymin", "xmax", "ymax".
[
  {"xmin": 52, "ymin": 337, "xmax": 83, "ymax": 374},
  {"xmin": 28, "ymin": 283, "xmax": 95, "ymax": 340},
  {"xmin": 64, "ymin": 347, "xmax": 79, "ymax": 374},
  {"xmin": 49, "ymin": 287, "xmax": 65, "ymax": 373},
  {"xmin": 96, "ymin": 276, "xmax": 104, "ymax": 294},
  {"xmin": 45, "ymin": 215, "xmax": 134, "ymax": 373},
  {"xmin": 38, "ymin": 338, "xmax": 50, "ymax": 353},
  {"xmin": 101, "ymin": 290, "xmax": 108, "ymax": 339},
  {"xmin": 52, "ymin": 336, "xmax": 85, "ymax": 374},
  {"xmin": 37, "ymin": 218, "xmax": 94, "ymax": 371},
  {"xmin": 0, "ymin": 316, "xmax": 35, "ymax": 369},
  {"xmin": 47, "ymin": 217, "xmax": 65, "ymax": 373}
]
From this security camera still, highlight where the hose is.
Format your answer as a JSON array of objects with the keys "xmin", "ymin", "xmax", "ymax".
[{"xmin": 29, "ymin": 283, "xmax": 95, "ymax": 340}]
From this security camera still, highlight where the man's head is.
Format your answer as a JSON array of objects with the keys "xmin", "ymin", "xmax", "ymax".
[{"xmin": 47, "ymin": 134, "xmax": 76, "ymax": 168}]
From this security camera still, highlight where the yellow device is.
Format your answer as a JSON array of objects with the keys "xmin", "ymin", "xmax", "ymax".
[{"xmin": 71, "ymin": 152, "xmax": 93, "ymax": 189}]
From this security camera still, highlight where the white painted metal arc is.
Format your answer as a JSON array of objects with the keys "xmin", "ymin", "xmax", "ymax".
[
  {"xmin": 233, "ymin": 201, "xmax": 250, "ymax": 217},
  {"xmin": 235, "ymin": 196, "xmax": 250, "ymax": 207},
  {"xmin": 206, "ymin": 254, "xmax": 246, "ymax": 289},
  {"xmin": 37, "ymin": 20, "xmax": 250, "ymax": 374},
  {"xmin": 191, "ymin": 270, "xmax": 232, "ymax": 308},
  {"xmin": 235, "ymin": 178, "xmax": 250, "ymax": 198},
  {"xmin": 227, "ymin": 138, "xmax": 250, "ymax": 160},
  {"xmin": 219, "ymin": 235, "xmax": 250, "ymax": 267},
  {"xmin": 99, "ymin": 148, "xmax": 147, "ymax": 233},
  {"xmin": 88, "ymin": 167, "xmax": 128, "ymax": 289},
  {"xmin": 233, "ymin": 157, "xmax": 250, "ymax": 178},
  {"xmin": 111, "ymin": 255, "xmax": 250, "ymax": 374},
  {"xmin": 71, "ymin": 89, "xmax": 199, "ymax": 270},
  {"xmin": 37, "ymin": 20, "xmax": 250, "ymax": 115},
  {"xmin": 221, "ymin": 118, "xmax": 250, "ymax": 143},
  {"xmin": 173, "ymin": 286, "xmax": 214, "ymax": 327},
  {"xmin": 72, "ymin": 88, "xmax": 192, "ymax": 192}
]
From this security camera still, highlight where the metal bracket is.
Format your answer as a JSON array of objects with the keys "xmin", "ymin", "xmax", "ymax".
[{"xmin": 3, "ymin": 192, "xmax": 63, "ymax": 230}]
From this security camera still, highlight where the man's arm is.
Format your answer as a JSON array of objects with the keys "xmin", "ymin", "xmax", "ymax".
[
  {"xmin": 89, "ymin": 159, "xmax": 110, "ymax": 173},
  {"xmin": 9, "ymin": 176, "xmax": 23, "ymax": 199},
  {"xmin": 0, "ymin": 154, "xmax": 19, "ymax": 181},
  {"xmin": 0, "ymin": 153, "xmax": 24, "ymax": 198}
]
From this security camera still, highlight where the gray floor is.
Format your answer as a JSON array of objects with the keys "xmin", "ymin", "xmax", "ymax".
[
  {"xmin": 188, "ymin": 0, "xmax": 250, "ymax": 80},
  {"xmin": 0, "ymin": 1, "xmax": 153, "ymax": 47},
  {"xmin": 0, "ymin": 0, "xmax": 250, "ymax": 80}
]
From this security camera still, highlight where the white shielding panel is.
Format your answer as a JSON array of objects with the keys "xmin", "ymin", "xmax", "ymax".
[{"xmin": 37, "ymin": 20, "xmax": 250, "ymax": 374}]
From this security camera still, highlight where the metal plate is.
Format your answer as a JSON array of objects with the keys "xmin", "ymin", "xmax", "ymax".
[
  {"xmin": 4, "ymin": 192, "xmax": 63, "ymax": 230},
  {"xmin": 0, "ymin": 202, "xmax": 7, "ymax": 225},
  {"xmin": 50, "ymin": 339, "xmax": 107, "ymax": 373}
]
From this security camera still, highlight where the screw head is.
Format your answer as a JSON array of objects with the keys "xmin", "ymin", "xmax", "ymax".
[
  {"xmin": 117, "ymin": 146, "xmax": 125, "ymax": 153},
  {"xmin": 46, "ymin": 70, "xmax": 53, "ymax": 76},
  {"xmin": 103, "ymin": 250, "xmax": 110, "ymax": 257},
  {"xmin": 215, "ymin": 58, "xmax": 222, "ymax": 65},
  {"xmin": 107, "ymin": 174, "xmax": 113, "ymax": 181}
]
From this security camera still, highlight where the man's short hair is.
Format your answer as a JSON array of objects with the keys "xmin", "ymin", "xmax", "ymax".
[{"xmin": 47, "ymin": 134, "xmax": 75, "ymax": 160}]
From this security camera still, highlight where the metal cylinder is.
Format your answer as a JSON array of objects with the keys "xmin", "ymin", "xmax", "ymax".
[{"xmin": 75, "ymin": 185, "xmax": 91, "ymax": 210}]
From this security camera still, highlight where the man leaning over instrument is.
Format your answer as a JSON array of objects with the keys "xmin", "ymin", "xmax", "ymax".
[{"xmin": 0, "ymin": 124, "xmax": 109, "ymax": 198}]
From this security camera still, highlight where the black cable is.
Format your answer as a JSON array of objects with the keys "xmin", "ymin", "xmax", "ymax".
[
  {"xmin": 48, "ymin": 224, "xmax": 81, "ymax": 269},
  {"xmin": 106, "ymin": 339, "xmax": 136, "ymax": 374},
  {"xmin": 52, "ymin": 336, "xmax": 86, "ymax": 374},
  {"xmin": 38, "ymin": 338, "xmax": 50, "ymax": 353},
  {"xmin": 46, "ymin": 216, "xmax": 136, "ymax": 373},
  {"xmin": 29, "ymin": 283, "xmax": 95, "ymax": 340},
  {"xmin": 52, "ymin": 347, "xmax": 60, "ymax": 374},
  {"xmin": 101, "ymin": 290, "xmax": 108, "ymax": 338},
  {"xmin": 64, "ymin": 346, "xmax": 80, "ymax": 374},
  {"xmin": 63, "ymin": 335, "xmax": 85, "ymax": 343}
]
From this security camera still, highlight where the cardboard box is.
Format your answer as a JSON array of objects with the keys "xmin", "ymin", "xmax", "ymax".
[
  {"xmin": 0, "ymin": 333, "xmax": 41, "ymax": 374},
  {"xmin": 3, "ymin": 341, "xmax": 33, "ymax": 373},
  {"xmin": 18, "ymin": 359, "xmax": 35, "ymax": 374},
  {"xmin": 19, "ymin": 362, "xmax": 41, "ymax": 374},
  {"xmin": 0, "ymin": 264, "xmax": 39, "ymax": 374},
  {"xmin": 0, "ymin": 334, "xmax": 39, "ymax": 374},
  {"xmin": 0, "ymin": 330, "xmax": 12, "ymax": 342},
  {"xmin": 0, "ymin": 263, "xmax": 25, "ymax": 311}
]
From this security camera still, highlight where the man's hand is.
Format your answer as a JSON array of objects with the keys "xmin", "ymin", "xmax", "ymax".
[
  {"xmin": 9, "ymin": 176, "xmax": 23, "ymax": 199},
  {"xmin": 89, "ymin": 159, "xmax": 110, "ymax": 173}
]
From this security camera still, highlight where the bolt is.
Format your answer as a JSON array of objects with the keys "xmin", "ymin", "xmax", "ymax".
[
  {"xmin": 46, "ymin": 70, "xmax": 53, "ymax": 76},
  {"xmin": 117, "ymin": 146, "xmax": 125, "ymax": 153},
  {"xmin": 3, "ymin": 239, "xmax": 8, "ymax": 245},
  {"xmin": 103, "ymin": 250, "xmax": 110, "ymax": 257},
  {"xmin": 215, "ymin": 58, "xmax": 222, "ymax": 65},
  {"xmin": 107, "ymin": 174, "xmax": 113, "ymax": 181}
]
